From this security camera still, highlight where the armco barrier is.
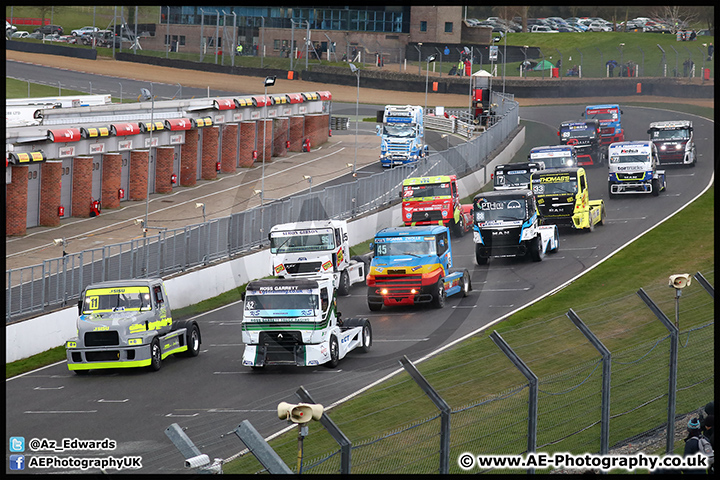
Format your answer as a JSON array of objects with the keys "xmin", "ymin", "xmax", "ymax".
[
  {"xmin": 4, "ymin": 125, "xmax": 526, "ymax": 363},
  {"xmin": 6, "ymin": 39, "xmax": 98, "ymax": 60}
]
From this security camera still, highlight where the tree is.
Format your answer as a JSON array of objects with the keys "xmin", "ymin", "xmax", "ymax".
[{"xmin": 650, "ymin": 6, "xmax": 701, "ymax": 33}]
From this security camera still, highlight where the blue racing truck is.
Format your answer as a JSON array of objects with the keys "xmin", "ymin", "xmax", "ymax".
[
  {"xmin": 582, "ymin": 104, "xmax": 624, "ymax": 149},
  {"xmin": 376, "ymin": 105, "xmax": 428, "ymax": 167}
]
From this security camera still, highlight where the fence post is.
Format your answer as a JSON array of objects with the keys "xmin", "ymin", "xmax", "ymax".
[
  {"xmin": 636, "ymin": 288, "xmax": 678, "ymax": 454},
  {"xmin": 489, "ymin": 331, "xmax": 537, "ymax": 474},
  {"xmin": 693, "ymin": 272, "xmax": 714, "ymax": 298},
  {"xmin": 399, "ymin": 355, "xmax": 451, "ymax": 475},
  {"xmin": 234, "ymin": 420, "xmax": 294, "ymax": 474},
  {"xmin": 296, "ymin": 386, "xmax": 352, "ymax": 474},
  {"xmin": 566, "ymin": 309, "xmax": 611, "ymax": 457}
]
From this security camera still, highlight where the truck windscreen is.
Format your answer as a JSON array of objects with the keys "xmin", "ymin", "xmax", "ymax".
[
  {"xmin": 383, "ymin": 124, "xmax": 416, "ymax": 137},
  {"xmin": 83, "ymin": 286, "xmax": 151, "ymax": 313},
  {"xmin": 403, "ymin": 183, "xmax": 451, "ymax": 198},
  {"xmin": 474, "ymin": 198, "xmax": 528, "ymax": 222},
  {"xmin": 561, "ymin": 127, "xmax": 596, "ymax": 139},
  {"xmin": 532, "ymin": 176, "xmax": 578, "ymax": 195},
  {"xmin": 650, "ymin": 129, "xmax": 689, "ymax": 140},
  {"xmin": 495, "ymin": 170, "xmax": 531, "ymax": 187},
  {"xmin": 244, "ymin": 293, "xmax": 318, "ymax": 312},
  {"xmin": 374, "ymin": 238, "xmax": 436, "ymax": 257},
  {"xmin": 270, "ymin": 231, "xmax": 335, "ymax": 253},
  {"xmin": 530, "ymin": 153, "xmax": 574, "ymax": 169},
  {"xmin": 585, "ymin": 109, "xmax": 618, "ymax": 121},
  {"xmin": 610, "ymin": 154, "xmax": 650, "ymax": 164}
]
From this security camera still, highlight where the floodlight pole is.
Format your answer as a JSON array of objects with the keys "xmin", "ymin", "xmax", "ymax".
[
  {"xmin": 261, "ymin": 76, "xmax": 276, "ymax": 206},
  {"xmin": 143, "ymin": 83, "xmax": 154, "ymax": 239},
  {"xmin": 349, "ymin": 63, "xmax": 360, "ymax": 174}
]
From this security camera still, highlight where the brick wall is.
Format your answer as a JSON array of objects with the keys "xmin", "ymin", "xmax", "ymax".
[
  {"xmin": 289, "ymin": 116, "xmax": 305, "ymax": 151},
  {"xmin": 304, "ymin": 114, "xmax": 329, "ymax": 150},
  {"xmin": 272, "ymin": 117, "xmax": 289, "ymax": 157},
  {"xmin": 258, "ymin": 119, "xmax": 272, "ymax": 162},
  {"xmin": 39, "ymin": 161, "xmax": 62, "ymax": 227},
  {"xmin": 180, "ymin": 128, "xmax": 198, "ymax": 186},
  {"xmin": 239, "ymin": 121, "xmax": 257, "ymax": 167},
  {"xmin": 6, "ymin": 165, "xmax": 29, "ymax": 236},
  {"xmin": 221, "ymin": 123, "xmax": 238, "ymax": 173},
  {"xmin": 155, "ymin": 147, "xmax": 174, "ymax": 193},
  {"xmin": 129, "ymin": 150, "xmax": 149, "ymax": 201},
  {"xmin": 201, "ymin": 126, "xmax": 219, "ymax": 180},
  {"xmin": 101, "ymin": 153, "xmax": 122, "ymax": 209},
  {"xmin": 71, "ymin": 156, "xmax": 93, "ymax": 217}
]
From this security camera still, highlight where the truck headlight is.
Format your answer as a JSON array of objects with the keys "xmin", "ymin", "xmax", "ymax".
[
  {"xmin": 66, "ymin": 341, "xmax": 76, "ymax": 348},
  {"xmin": 520, "ymin": 228, "xmax": 534, "ymax": 241},
  {"xmin": 128, "ymin": 338, "xmax": 142, "ymax": 346},
  {"xmin": 660, "ymin": 145, "xmax": 667, "ymax": 151},
  {"xmin": 675, "ymin": 144, "xmax": 682, "ymax": 150}
]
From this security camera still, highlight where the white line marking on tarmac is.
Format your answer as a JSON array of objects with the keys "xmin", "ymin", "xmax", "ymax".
[
  {"xmin": 562, "ymin": 247, "xmax": 598, "ymax": 250},
  {"xmin": 165, "ymin": 412, "xmax": 199, "ymax": 417},
  {"xmin": 33, "ymin": 386, "xmax": 65, "ymax": 390},
  {"xmin": 479, "ymin": 288, "xmax": 531, "ymax": 292},
  {"xmin": 209, "ymin": 344, "xmax": 245, "ymax": 347},
  {"xmin": 373, "ymin": 339, "xmax": 429, "ymax": 342},
  {"xmin": 25, "ymin": 410, "xmax": 97, "ymax": 414},
  {"xmin": 452, "ymin": 305, "xmax": 477, "ymax": 308},
  {"xmin": 98, "ymin": 399, "xmax": 129, "ymax": 403},
  {"xmin": 208, "ymin": 409, "xmax": 275, "ymax": 413}
]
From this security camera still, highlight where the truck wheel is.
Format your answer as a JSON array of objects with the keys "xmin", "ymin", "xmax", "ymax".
[
  {"xmin": 475, "ymin": 245, "xmax": 488, "ymax": 265},
  {"xmin": 184, "ymin": 324, "xmax": 200, "ymax": 357},
  {"xmin": 431, "ymin": 279, "xmax": 446, "ymax": 308},
  {"xmin": 368, "ymin": 300, "xmax": 383, "ymax": 312},
  {"xmin": 359, "ymin": 320, "xmax": 372, "ymax": 353},
  {"xmin": 530, "ymin": 236, "xmax": 544, "ymax": 262},
  {"xmin": 689, "ymin": 147, "xmax": 696, "ymax": 167},
  {"xmin": 149, "ymin": 338, "xmax": 162, "ymax": 371},
  {"xmin": 461, "ymin": 271, "xmax": 471, "ymax": 297},
  {"xmin": 651, "ymin": 179, "xmax": 660, "ymax": 196},
  {"xmin": 599, "ymin": 206, "xmax": 607, "ymax": 226},
  {"xmin": 453, "ymin": 217, "xmax": 465, "ymax": 237},
  {"xmin": 338, "ymin": 270, "xmax": 351, "ymax": 296},
  {"xmin": 325, "ymin": 336, "xmax": 340, "ymax": 368}
]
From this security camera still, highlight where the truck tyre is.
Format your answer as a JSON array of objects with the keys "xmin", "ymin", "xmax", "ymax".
[
  {"xmin": 74, "ymin": 369, "xmax": 89, "ymax": 376},
  {"xmin": 651, "ymin": 179, "xmax": 660, "ymax": 196},
  {"xmin": 325, "ymin": 335, "xmax": 340, "ymax": 368},
  {"xmin": 431, "ymin": 279, "xmax": 446, "ymax": 308},
  {"xmin": 599, "ymin": 206, "xmax": 607, "ymax": 226},
  {"xmin": 586, "ymin": 215, "xmax": 595, "ymax": 233},
  {"xmin": 184, "ymin": 324, "xmax": 200, "ymax": 357},
  {"xmin": 149, "ymin": 338, "xmax": 162, "ymax": 371},
  {"xmin": 530, "ymin": 236, "xmax": 544, "ymax": 262},
  {"xmin": 338, "ymin": 270, "xmax": 351, "ymax": 296},
  {"xmin": 359, "ymin": 319, "xmax": 372, "ymax": 353},
  {"xmin": 368, "ymin": 299, "xmax": 383, "ymax": 312},
  {"xmin": 461, "ymin": 271, "xmax": 471, "ymax": 297},
  {"xmin": 475, "ymin": 245, "xmax": 488, "ymax": 265},
  {"xmin": 453, "ymin": 217, "xmax": 465, "ymax": 238},
  {"xmin": 689, "ymin": 147, "xmax": 696, "ymax": 167}
]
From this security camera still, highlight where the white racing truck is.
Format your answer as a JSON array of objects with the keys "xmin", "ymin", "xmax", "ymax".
[
  {"xmin": 472, "ymin": 189, "xmax": 559, "ymax": 265},
  {"xmin": 241, "ymin": 276, "xmax": 372, "ymax": 368},
  {"xmin": 607, "ymin": 141, "xmax": 666, "ymax": 197},
  {"xmin": 376, "ymin": 105, "xmax": 427, "ymax": 167},
  {"xmin": 269, "ymin": 220, "xmax": 368, "ymax": 296},
  {"xmin": 66, "ymin": 279, "xmax": 201, "ymax": 374}
]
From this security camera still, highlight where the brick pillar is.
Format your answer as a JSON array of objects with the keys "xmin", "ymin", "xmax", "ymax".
[
  {"xmin": 6, "ymin": 165, "xmax": 29, "ymax": 236},
  {"xmin": 39, "ymin": 161, "xmax": 62, "ymax": 227},
  {"xmin": 221, "ymin": 123, "xmax": 238, "ymax": 173},
  {"xmin": 71, "ymin": 156, "xmax": 93, "ymax": 217},
  {"xmin": 289, "ymin": 116, "xmax": 305, "ymax": 152},
  {"xmin": 101, "ymin": 153, "xmax": 122, "ymax": 209},
  {"xmin": 180, "ymin": 128, "xmax": 198, "ymax": 186},
  {"xmin": 129, "ymin": 150, "xmax": 149, "ymax": 201},
  {"xmin": 155, "ymin": 147, "xmax": 174, "ymax": 193},
  {"xmin": 239, "ymin": 121, "xmax": 257, "ymax": 167},
  {"xmin": 272, "ymin": 117, "xmax": 289, "ymax": 157},
  {"xmin": 201, "ymin": 126, "xmax": 219, "ymax": 180},
  {"xmin": 259, "ymin": 119, "xmax": 272, "ymax": 162}
]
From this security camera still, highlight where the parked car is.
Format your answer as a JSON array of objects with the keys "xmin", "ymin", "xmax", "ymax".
[
  {"xmin": 587, "ymin": 22, "xmax": 612, "ymax": 32},
  {"xmin": 530, "ymin": 25, "xmax": 559, "ymax": 33},
  {"xmin": 11, "ymin": 30, "xmax": 30, "ymax": 39},
  {"xmin": 6, "ymin": 21, "xmax": 17, "ymax": 35},
  {"xmin": 71, "ymin": 26, "xmax": 99, "ymax": 36},
  {"xmin": 34, "ymin": 24, "xmax": 63, "ymax": 35},
  {"xmin": 696, "ymin": 29, "xmax": 713, "ymax": 36},
  {"xmin": 81, "ymin": 29, "xmax": 121, "ymax": 48}
]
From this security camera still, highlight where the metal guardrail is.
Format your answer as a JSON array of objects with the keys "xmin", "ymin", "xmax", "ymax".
[{"xmin": 6, "ymin": 92, "xmax": 519, "ymax": 322}]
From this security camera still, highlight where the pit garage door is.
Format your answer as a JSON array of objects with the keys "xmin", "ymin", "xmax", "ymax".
[
  {"xmin": 91, "ymin": 156, "xmax": 102, "ymax": 203},
  {"xmin": 26, "ymin": 164, "xmax": 41, "ymax": 228},
  {"xmin": 195, "ymin": 130, "xmax": 203, "ymax": 179},
  {"xmin": 120, "ymin": 152, "xmax": 130, "ymax": 201},
  {"xmin": 148, "ymin": 148, "xmax": 156, "ymax": 194},
  {"xmin": 173, "ymin": 145, "xmax": 181, "ymax": 189},
  {"xmin": 60, "ymin": 159, "xmax": 73, "ymax": 217}
]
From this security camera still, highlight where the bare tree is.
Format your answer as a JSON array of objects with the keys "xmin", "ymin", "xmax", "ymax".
[{"xmin": 650, "ymin": 6, "xmax": 701, "ymax": 33}]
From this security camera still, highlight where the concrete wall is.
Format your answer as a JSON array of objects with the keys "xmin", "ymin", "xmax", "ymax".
[{"xmin": 5, "ymin": 127, "xmax": 524, "ymax": 364}]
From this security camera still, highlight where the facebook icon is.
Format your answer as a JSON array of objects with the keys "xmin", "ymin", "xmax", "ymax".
[{"xmin": 10, "ymin": 454, "xmax": 25, "ymax": 470}]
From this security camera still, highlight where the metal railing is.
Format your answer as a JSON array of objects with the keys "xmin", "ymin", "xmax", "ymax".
[{"xmin": 6, "ymin": 92, "xmax": 518, "ymax": 322}]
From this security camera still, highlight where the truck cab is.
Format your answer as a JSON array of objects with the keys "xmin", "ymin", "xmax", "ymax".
[
  {"xmin": 583, "ymin": 104, "xmax": 624, "ymax": 148},
  {"xmin": 528, "ymin": 145, "xmax": 578, "ymax": 169},
  {"xmin": 493, "ymin": 162, "xmax": 545, "ymax": 190},
  {"xmin": 241, "ymin": 276, "xmax": 371, "ymax": 368},
  {"xmin": 66, "ymin": 279, "xmax": 201, "ymax": 373},
  {"xmin": 366, "ymin": 225, "xmax": 470, "ymax": 311},
  {"xmin": 400, "ymin": 175, "xmax": 473, "ymax": 236},
  {"xmin": 376, "ymin": 105, "xmax": 427, "ymax": 167},
  {"xmin": 558, "ymin": 119, "xmax": 604, "ymax": 166},
  {"xmin": 647, "ymin": 120, "xmax": 696, "ymax": 167},
  {"xmin": 608, "ymin": 141, "xmax": 666, "ymax": 196},
  {"xmin": 531, "ymin": 167, "xmax": 606, "ymax": 231},
  {"xmin": 268, "ymin": 220, "xmax": 367, "ymax": 296}
]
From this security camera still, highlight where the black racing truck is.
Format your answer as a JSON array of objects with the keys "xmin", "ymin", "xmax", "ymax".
[
  {"xmin": 492, "ymin": 162, "xmax": 545, "ymax": 191},
  {"xmin": 558, "ymin": 119, "xmax": 604, "ymax": 166}
]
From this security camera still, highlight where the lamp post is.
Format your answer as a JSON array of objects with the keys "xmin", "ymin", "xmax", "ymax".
[
  {"xmin": 139, "ymin": 85, "xmax": 155, "ymax": 238},
  {"xmin": 260, "ymin": 75, "xmax": 276, "ymax": 206},
  {"xmin": 522, "ymin": 46, "xmax": 528, "ymax": 77},
  {"xmin": 424, "ymin": 54, "xmax": 437, "ymax": 113},
  {"xmin": 349, "ymin": 63, "xmax": 360, "ymax": 174}
]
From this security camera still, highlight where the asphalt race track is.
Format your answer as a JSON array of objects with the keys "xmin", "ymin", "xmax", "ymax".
[{"xmin": 5, "ymin": 61, "xmax": 715, "ymax": 474}]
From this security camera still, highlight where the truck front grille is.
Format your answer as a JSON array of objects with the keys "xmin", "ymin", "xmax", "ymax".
[
  {"xmin": 600, "ymin": 127, "xmax": 614, "ymax": 135},
  {"xmin": 283, "ymin": 262, "xmax": 322, "ymax": 274},
  {"xmin": 84, "ymin": 331, "xmax": 120, "ymax": 347},
  {"xmin": 374, "ymin": 274, "xmax": 423, "ymax": 294},
  {"xmin": 482, "ymin": 227, "xmax": 521, "ymax": 248},
  {"xmin": 411, "ymin": 210, "xmax": 444, "ymax": 223},
  {"xmin": 616, "ymin": 172, "xmax": 646, "ymax": 180},
  {"xmin": 85, "ymin": 351, "xmax": 120, "ymax": 362}
]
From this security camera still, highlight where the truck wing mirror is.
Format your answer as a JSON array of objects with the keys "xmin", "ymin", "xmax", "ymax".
[
  {"xmin": 78, "ymin": 300, "xmax": 83, "ymax": 315},
  {"xmin": 647, "ymin": 129, "xmax": 652, "ymax": 134},
  {"xmin": 369, "ymin": 242, "xmax": 374, "ymax": 250},
  {"xmin": 375, "ymin": 125, "xmax": 381, "ymax": 135}
]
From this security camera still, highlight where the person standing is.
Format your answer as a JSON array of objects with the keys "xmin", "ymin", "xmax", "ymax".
[
  {"xmin": 682, "ymin": 417, "xmax": 708, "ymax": 474},
  {"xmin": 236, "ymin": 43, "xmax": 243, "ymax": 56}
]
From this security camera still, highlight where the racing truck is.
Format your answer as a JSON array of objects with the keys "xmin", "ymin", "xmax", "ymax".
[
  {"xmin": 582, "ymin": 104, "xmax": 624, "ymax": 149},
  {"xmin": 366, "ymin": 225, "xmax": 471, "ymax": 311},
  {"xmin": 240, "ymin": 276, "xmax": 371, "ymax": 368},
  {"xmin": 472, "ymin": 189, "xmax": 559, "ymax": 265},
  {"xmin": 530, "ymin": 167, "xmax": 606, "ymax": 232},
  {"xmin": 608, "ymin": 141, "xmax": 666, "ymax": 197},
  {"xmin": 647, "ymin": 120, "xmax": 697, "ymax": 167},
  {"xmin": 558, "ymin": 119, "xmax": 604, "ymax": 166},
  {"xmin": 493, "ymin": 162, "xmax": 545, "ymax": 190},
  {"xmin": 66, "ymin": 279, "xmax": 201, "ymax": 374},
  {"xmin": 269, "ymin": 220, "xmax": 368, "ymax": 296},
  {"xmin": 400, "ymin": 175, "xmax": 474, "ymax": 237},
  {"xmin": 527, "ymin": 145, "xmax": 578, "ymax": 169},
  {"xmin": 376, "ymin": 105, "xmax": 428, "ymax": 167}
]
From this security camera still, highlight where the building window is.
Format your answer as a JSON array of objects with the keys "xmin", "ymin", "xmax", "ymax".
[
  {"xmin": 445, "ymin": 22, "xmax": 453, "ymax": 33},
  {"xmin": 420, "ymin": 21, "xmax": 427, "ymax": 32}
]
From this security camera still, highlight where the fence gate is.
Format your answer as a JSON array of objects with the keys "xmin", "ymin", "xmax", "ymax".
[
  {"xmin": 60, "ymin": 159, "xmax": 73, "ymax": 216},
  {"xmin": 25, "ymin": 163, "xmax": 41, "ymax": 228}
]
